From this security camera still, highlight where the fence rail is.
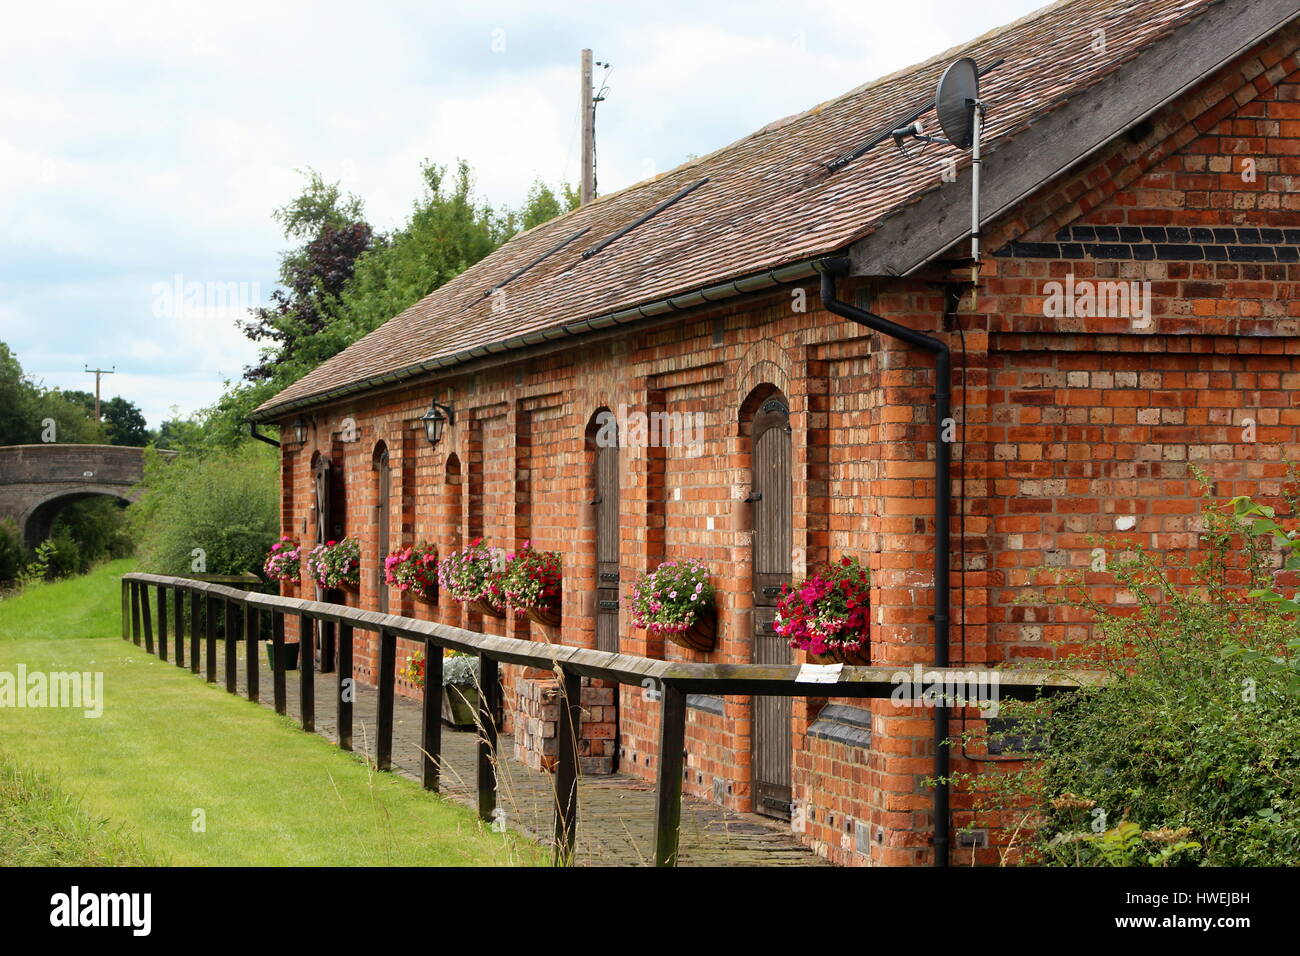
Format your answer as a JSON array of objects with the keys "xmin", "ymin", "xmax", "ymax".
[{"xmin": 120, "ymin": 572, "xmax": 1103, "ymax": 866}]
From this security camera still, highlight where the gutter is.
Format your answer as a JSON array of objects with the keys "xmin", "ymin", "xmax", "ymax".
[
  {"xmin": 815, "ymin": 256, "xmax": 952, "ymax": 868},
  {"xmin": 249, "ymin": 257, "xmax": 822, "ymax": 422}
]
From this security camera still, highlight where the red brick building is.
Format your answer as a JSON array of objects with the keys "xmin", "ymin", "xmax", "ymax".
[{"xmin": 252, "ymin": 0, "xmax": 1300, "ymax": 865}]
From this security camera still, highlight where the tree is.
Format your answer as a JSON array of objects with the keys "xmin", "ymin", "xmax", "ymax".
[
  {"xmin": 101, "ymin": 396, "xmax": 150, "ymax": 446},
  {"xmin": 237, "ymin": 169, "xmax": 376, "ymax": 384}
]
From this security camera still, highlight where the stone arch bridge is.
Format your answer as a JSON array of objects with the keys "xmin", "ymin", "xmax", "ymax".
[{"xmin": 0, "ymin": 444, "xmax": 152, "ymax": 548}]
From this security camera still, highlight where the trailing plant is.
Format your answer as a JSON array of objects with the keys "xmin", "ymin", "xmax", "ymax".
[
  {"xmin": 263, "ymin": 536, "xmax": 302, "ymax": 582},
  {"xmin": 945, "ymin": 478, "xmax": 1300, "ymax": 867},
  {"xmin": 630, "ymin": 559, "xmax": 713, "ymax": 634},
  {"xmin": 438, "ymin": 539, "xmax": 505, "ymax": 608},
  {"xmin": 384, "ymin": 543, "xmax": 438, "ymax": 600},
  {"xmin": 306, "ymin": 537, "xmax": 360, "ymax": 589},
  {"xmin": 774, "ymin": 555, "xmax": 871, "ymax": 657},
  {"xmin": 500, "ymin": 541, "xmax": 561, "ymax": 615}
]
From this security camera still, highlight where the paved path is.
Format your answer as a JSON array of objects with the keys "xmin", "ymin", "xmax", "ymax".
[{"xmin": 202, "ymin": 643, "xmax": 828, "ymax": 867}]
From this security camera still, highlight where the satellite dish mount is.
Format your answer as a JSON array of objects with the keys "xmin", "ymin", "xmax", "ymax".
[{"xmin": 892, "ymin": 56, "xmax": 987, "ymax": 285}]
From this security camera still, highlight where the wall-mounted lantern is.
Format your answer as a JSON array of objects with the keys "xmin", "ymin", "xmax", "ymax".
[
  {"xmin": 421, "ymin": 400, "xmax": 455, "ymax": 446},
  {"xmin": 293, "ymin": 417, "xmax": 309, "ymax": 445}
]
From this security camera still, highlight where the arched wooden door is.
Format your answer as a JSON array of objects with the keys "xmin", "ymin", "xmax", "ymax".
[
  {"xmin": 373, "ymin": 444, "xmax": 391, "ymax": 614},
  {"xmin": 312, "ymin": 454, "xmax": 334, "ymax": 671},
  {"xmin": 594, "ymin": 437, "xmax": 620, "ymax": 654},
  {"xmin": 750, "ymin": 396, "xmax": 793, "ymax": 818}
]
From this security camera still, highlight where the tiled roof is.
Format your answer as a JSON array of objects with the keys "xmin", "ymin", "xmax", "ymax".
[{"xmin": 256, "ymin": 0, "xmax": 1227, "ymax": 417}]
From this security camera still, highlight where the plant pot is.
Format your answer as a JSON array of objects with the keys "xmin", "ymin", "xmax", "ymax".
[
  {"xmin": 525, "ymin": 604, "xmax": 562, "ymax": 628},
  {"xmin": 808, "ymin": 644, "xmax": 870, "ymax": 666},
  {"xmin": 660, "ymin": 607, "xmax": 716, "ymax": 653},
  {"xmin": 266, "ymin": 642, "xmax": 300, "ymax": 671},
  {"xmin": 442, "ymin": 683, "xmax": 479, "ymax": 727},
  {"xmin": 468, "ymin": 597, "xmax": 506, "ymax": 619}
]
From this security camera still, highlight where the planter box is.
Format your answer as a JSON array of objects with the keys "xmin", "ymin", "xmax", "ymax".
[
  {"xmin": 525, "ymin": 605, "xmax": 561, "ymax": 628},
  {"xmin": 265, "ymin": 642, "xmax": 301, "ymax": 671},
  {"xmin": 468, "ymin": 597, "xmax": 506, "ymax": 619},
  {"xmin": 443, "ymin": 684, "xmax": 479, "ymax": 727},
  {"xmin": 657, "ymin": 607, "xmax": 716, "ymax": 653},
  {"xmin": 808, "ymin": 645, "xmax": 870, "ymax": 666}
]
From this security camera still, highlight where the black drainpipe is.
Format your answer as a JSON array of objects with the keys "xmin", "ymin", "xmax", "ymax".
[
  {"xmin": 815, "ymin": 256, "xmax": 951, "ymax": 867},
  {"xmin": 248, "ymin": 422, "xmax": 281, "ymax": 449}
]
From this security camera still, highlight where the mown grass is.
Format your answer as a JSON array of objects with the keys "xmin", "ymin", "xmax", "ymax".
[{"xmin": 0, "ymin": 562, "xmax": 543, "ymax": 866}]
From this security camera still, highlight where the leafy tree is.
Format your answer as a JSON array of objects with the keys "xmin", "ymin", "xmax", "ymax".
[
  {"xmin": 238, "ymin": 170, "xmax": 375, "ymax": 384},
  {"xmin": 99, "ymin": 396, "xmax": 149, "ymax": 446}
]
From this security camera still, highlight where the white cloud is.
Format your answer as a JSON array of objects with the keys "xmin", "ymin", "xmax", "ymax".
[{"xmin": 0, "ymin": 0, "xmax": 1045, "ymax": 429}]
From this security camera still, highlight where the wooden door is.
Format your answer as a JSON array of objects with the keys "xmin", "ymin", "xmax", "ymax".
[
  {"xmin": 751, "ymin": 397, "xmax": 793, "ymax": 818},
  {"xmin": 374, "ymin": 447, "xmax": 390, "ymax": 614},
  {"xmin": 311, "ymin": 456, "xmax": 334, "ymax": 671},
  {"xmin": 594, "ymin": 436, "xmax": 620, "ymax": 770},
  {"xmin": 594, "ymin": 441, "xmax": 620, "ymax": 654}
]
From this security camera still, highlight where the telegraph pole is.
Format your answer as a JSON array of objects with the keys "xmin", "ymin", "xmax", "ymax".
[
  {"xmin": 84, "ymin": 365, "xmax": 115, "ymax": 421},
  {"xmin": 580, "ymin": 49, "xmax": 595, "ymax": 205}
]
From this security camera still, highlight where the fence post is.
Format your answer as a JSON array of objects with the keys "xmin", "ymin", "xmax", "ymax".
[
  {"xmin": 653, "ymin": 684, "xmax": 687, "ymax": 867},
  {"xmin": 420, "ymin": 639, "xmax": 443, "ymax": 792},
  {"xmin": 337, "ymin": 623, "xmax": 353, "ymax": 751},
  {"xmin": 299, "ymin": 613, "xmax": 315, "ymax": 732},
  {"xmin": 205, "ymin": 594, "xmax": 218, "ymax": 683},
  {"xmin": 130, "ymin": 581, "xmax": 141, "ymax": 645},
  {"xmin": 271, "ymin": 611, "xmax": 287, "ymax": 715},
  {"xmin": 477, "ymin": 654, "xmax": 500, "ymax": 823},
  {"xmin": 376, "ymin": 629, "xmax": 396, "ymax": 771},
  {"xmin": 190, "ymin": 591, "xmax": 202, "ymax": 676},
  {"xmin": 172, "ymin": 586, "xmax": 185, "ymax": 668},
  {"xmin": 224, "ymin": 600, "xmax": 238, "ymax": 693},
  {"xmin": 244, "ymin": 602, "xmax": 259, "ymax": 702},
  {"xmin": 553, "ymin": 668, "xmax": 582, "ymax": 865},
  {"xmin": 157, "ymin": 586, "xmax": 168, "ymax": 662},
  {"xmin": 141, "ymin": 583, "xmax": 154, "ymax": 654}
]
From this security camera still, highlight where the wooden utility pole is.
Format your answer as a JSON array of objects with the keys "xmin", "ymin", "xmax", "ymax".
[
  {"xmin": 84, "ymin": 365, "xmax": 115, "ymax": 421},
  {"xmin": 580, "ymin": 48, "xmax": 595, "ymax": 206}
]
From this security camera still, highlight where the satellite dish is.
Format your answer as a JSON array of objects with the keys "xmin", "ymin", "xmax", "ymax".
[{"xmin": 935, "ymin": 57, "xmax": 980, "ymax": 151}]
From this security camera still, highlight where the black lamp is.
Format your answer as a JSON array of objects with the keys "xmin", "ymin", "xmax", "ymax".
[
  {"xmin": 421, "ymin": 400, "xmax": 454, "ymax": 446},
  {"xmin": 292, "ymin": 417, "xmax": 308, "ymax": 445}
]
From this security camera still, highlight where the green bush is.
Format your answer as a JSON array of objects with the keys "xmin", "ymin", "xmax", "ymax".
[
  {"xmin": 951, "ymin": 479, "xmax": 1300, "ymax": 866},
  {"xmin": 126, "ymin": 443, "xmax": 279, "ymax": 576},
  {"xmin": 51, "ymin": 498, "xmax": 132, "ymax": 567},
  {"xmin": 0, "ymin": 520, "xmax": 21, "ymax": 586}
]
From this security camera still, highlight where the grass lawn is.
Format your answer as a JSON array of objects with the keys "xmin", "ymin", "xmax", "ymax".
[{"xmin": 0, "ymin": 561, "xmax": 543, "ymax": 866}]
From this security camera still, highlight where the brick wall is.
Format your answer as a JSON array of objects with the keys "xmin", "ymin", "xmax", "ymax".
[{"xmin": 271, "ymin": 26, "xmax": 1300, "ymax": 865}]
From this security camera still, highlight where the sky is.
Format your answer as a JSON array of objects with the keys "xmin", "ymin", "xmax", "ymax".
[{"xmin": 0, "ymin": 0, "xmax": 1046, "ymax": 429}]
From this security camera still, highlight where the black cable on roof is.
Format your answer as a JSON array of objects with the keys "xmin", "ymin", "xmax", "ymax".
[
  {"xmin": 824, "ymin": 58, "xmax": 1004, "ymax": 173},
  {"xmin": 579, "ymin": 177, "xmax": 709, "ymax": 260},
  {"xmin": 462, "ymin": 226, "xmax": 591, "ymax": 310}
]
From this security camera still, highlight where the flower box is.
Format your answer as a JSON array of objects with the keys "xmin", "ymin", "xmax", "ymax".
[
  {"xmin": 775, "ymin": 555, "xmax": 871, "ymax": 665},
  {"xmin": 631, "ymin": 558, "xmax": 716, "ymax": 652},
  {"xmin": 439, "ymin": 539, "xmax": 507, "ymax": 614},
  {"xmin": 500, "ymin": 541, "xmax": 562, "ymax": 624},
  {"xmin": 385, "ymin": 543, "xmax": 438, "ymax": 603},
  {"xmin": 306, "ymin": 538, "xmax": 361, "ymax": 591}
]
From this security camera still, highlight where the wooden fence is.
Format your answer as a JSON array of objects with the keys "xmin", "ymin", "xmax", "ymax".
[{"xmin": 120, "ymin": 572, "xmax": 1101, "ymax": 866}]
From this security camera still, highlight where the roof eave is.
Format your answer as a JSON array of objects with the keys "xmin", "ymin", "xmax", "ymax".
[{"xmin": 845, "ymin": 0, "xmax": 1300, "ymax": 278}]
